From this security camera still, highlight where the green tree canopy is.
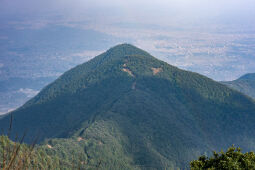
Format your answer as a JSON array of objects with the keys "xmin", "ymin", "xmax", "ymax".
[{"xmin": 190, "ymin": 146, "xmax": 255, "ymax": 170}]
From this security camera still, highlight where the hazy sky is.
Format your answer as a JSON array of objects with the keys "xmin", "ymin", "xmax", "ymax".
[{"xmin": 1, "ymin": 0, "xmax": 254, "ymax": 24}]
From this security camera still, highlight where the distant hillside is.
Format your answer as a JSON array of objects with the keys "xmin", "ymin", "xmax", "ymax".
[
  {"xmin": 222, "ymin": 73, "xmax": 255, "ymax": 99},
  {"xmin": 1, "ymin": 44, "xmax": 255, "ymax": 169}
]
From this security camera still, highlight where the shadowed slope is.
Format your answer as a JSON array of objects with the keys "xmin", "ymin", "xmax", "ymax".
[{"xmin": 222, "ymin": 73, "xmax": 255, "ymax": 99}]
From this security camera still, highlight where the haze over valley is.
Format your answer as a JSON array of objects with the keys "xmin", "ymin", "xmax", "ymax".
[{"xmin": 0, "ymin": 1, "xmax": 255, "ymax": 169}]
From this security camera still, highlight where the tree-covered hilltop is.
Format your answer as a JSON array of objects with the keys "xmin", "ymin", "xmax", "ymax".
[
  {"xmin": 1, "ymin": 44, "xmax": 255, "ymax": 169},
  {"xmin": 222, "ymin": 73, "xmax": 255, "ymax": 99}
]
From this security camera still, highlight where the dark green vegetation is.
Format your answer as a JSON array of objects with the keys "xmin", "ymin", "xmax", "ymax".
[
  {"xmin": 222, "ymin": 73, "xmax": 255, "ymax": 99},
  {"xmin": 1, "ymin": 44, "xmax": 255, "ymax": 169},
  {"xmin": 190, "ymin": 146, "xmax": 255, "ymax": 170}
]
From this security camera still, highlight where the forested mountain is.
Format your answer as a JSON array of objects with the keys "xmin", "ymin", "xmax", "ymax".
[
  {"xmin": 1, "ymin": 44, "xmax": 255, "ymax": 169},
  {"xmin": 222, "ymin": 73, "xmax": 255, "ymax": 99}
]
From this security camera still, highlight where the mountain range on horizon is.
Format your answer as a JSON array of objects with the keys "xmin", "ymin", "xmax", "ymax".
[{"xmin": 1, "ymin": 44, "xmax": 255, "ymax": 169}]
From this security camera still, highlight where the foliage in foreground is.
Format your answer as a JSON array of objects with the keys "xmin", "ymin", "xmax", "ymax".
[
  {"xmin": 0, "ymin": 135, "xmax": 105, "ymax": 170},
  {"xmin": 0, "ymin": 135, "xmax": 61, "ymax": 170},
  {"xmin": 190, "ymin": 146, "xmax": 255, "ymax": 170}
]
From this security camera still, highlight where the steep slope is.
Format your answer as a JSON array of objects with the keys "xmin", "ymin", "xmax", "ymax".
[
  {"xmin": 222, "ymin": 73, "xmax": 255, "ymax": 99},
  {"xmin": 1, "ymin": 44, "xmax": 255, "ymax": 169}
]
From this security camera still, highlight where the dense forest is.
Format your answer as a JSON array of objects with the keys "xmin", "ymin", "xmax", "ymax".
[
  {"xmin": 1, "ymin": 44, "xmax": 255, "ymax": 169},
  {"xmin": 2, "ymin": 136, "xmax": 255, "ymax": 169}
]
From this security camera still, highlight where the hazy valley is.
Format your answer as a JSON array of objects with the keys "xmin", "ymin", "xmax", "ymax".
[{"xmin": 1, "ymin": 0, "xmax": 255, "ymax": 169}]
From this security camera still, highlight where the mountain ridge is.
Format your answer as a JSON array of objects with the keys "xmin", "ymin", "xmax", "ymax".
[
  {"xmin": 239, "ymin": 73, "xmax": 255, "ymax": 80},
  {"xmin": 222, "ymin": 73, "xmax": 255, "ymax": 99},
  {"xmin": 1, "ymin": 44, "xmax": 255, "ymax": 169}
]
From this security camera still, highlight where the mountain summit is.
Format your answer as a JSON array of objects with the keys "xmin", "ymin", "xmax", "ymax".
[{"xmin": 1, "ymin": 44, "xmax": 255, "ymax": 169}]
